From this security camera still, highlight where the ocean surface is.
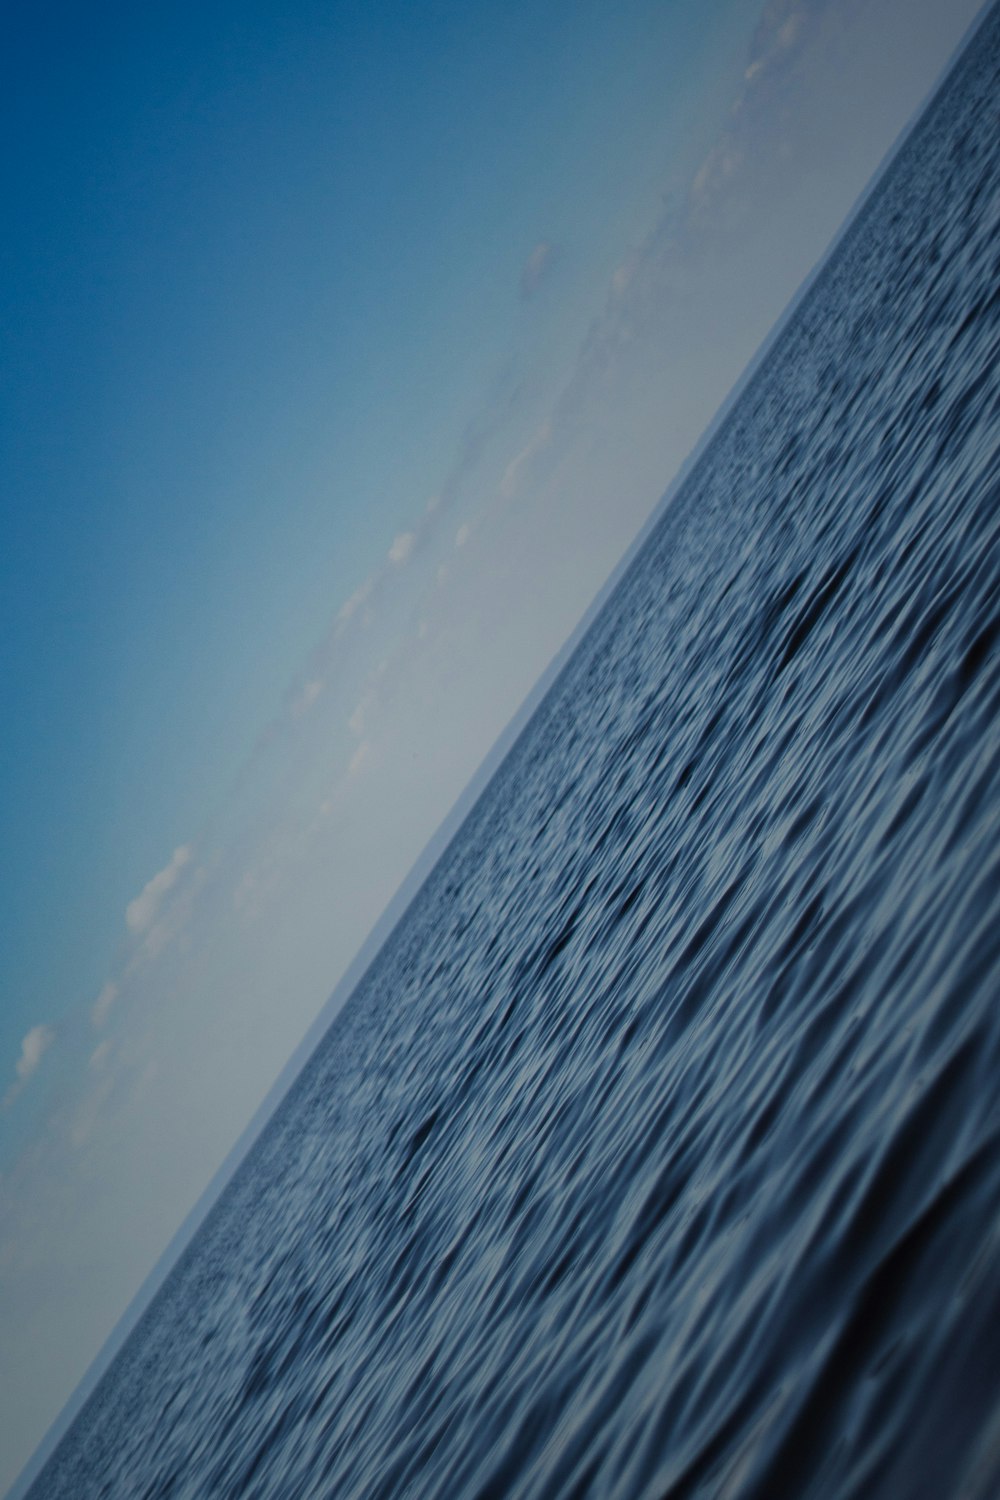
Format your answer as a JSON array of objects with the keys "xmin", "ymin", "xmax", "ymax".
[{"xmin": 29, "ymin": 10, "xmax": 1000, "ymax": 1499}]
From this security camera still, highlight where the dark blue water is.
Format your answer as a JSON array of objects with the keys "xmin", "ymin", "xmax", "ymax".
[{"xmin": 30, "ymin": 11, "xmax": 1000, "ymax": 1498}]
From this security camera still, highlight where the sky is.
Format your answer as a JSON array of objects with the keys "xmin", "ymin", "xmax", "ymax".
[{"xmin": 0, "ymin": 0, "xmax": 987, "ymax": 1491}]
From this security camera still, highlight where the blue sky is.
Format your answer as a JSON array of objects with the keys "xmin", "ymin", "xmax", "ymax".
[
  {"xmin": 0, "ymin": 0, "xmax": 984, "ymax": 1491},
  {"xmin": 1, "ymin": 0, "xmax": 739, "ymax": 1103}
]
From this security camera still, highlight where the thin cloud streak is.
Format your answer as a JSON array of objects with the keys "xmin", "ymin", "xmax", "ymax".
[
  {"xmin": 90, "ymin": 982, "xmax": 119, "ymax": 1030},
  {"xmin": 3, "ymin": 1024, "xmax": 56, "ymax": 1109},
  {"xmin": 15, "ymin": 1025, "xmax": 54, "ymax": 1083},
  {"xmin": 125, "ymin": 847, "xmax": 193, "ymax": 936},
  {"xmin": 520, "ymin": 240, "xmax": 556, "ymax": 300},
  {"xmin": 388, "ymin": 532, "xmax": 416, "ymax": 565}
]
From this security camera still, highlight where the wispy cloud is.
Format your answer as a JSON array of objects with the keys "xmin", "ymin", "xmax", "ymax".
[
  {"xmin": 520, "ymin": 240, "xmax": 556, "ymax": 300},
  {"xmin": 291, "ymin": 679, "xmax": 323, "ymax": 719},
  {"xmin": 686, "ymin": 1, "xmax": 813, "ymax": 218},
  {"xmin": 538, "ymin": 1, "xmax": 850, "ymax": 448},
  {"xmin": 89, "ymin": 1039, "xmax": 112, "ymax": 1072},
  {"xmin": 388, "ymin": 532, "xmax": 416, "ymax": 566},
  {"xmin": 348, "ymin": 741, "xmax": 371, "ymax": 777},
  {"xmin": 16, "ymin": 1025, "xmax": 54, "ymax": 1083},
  {"xmin": 90, "ymin": 981, "xmax": 119, "ymax": 1030},
  {"xmin": 499, "ymin": 422, "xmax": 551, "ymax": 499},
  {"xmin": 4, "ymin": 1023, "xmax": 56, "ymax": 1107},
  {"xmin": 610, "ymin": 250, "xmax": 641, "ymax": 299},
  {"xmin": 125, "ymin": 846, "xmax": 193, "ymax": 937},
  {"xmin": 746, "ymin": 1, "xmax": 807, "ymax": 83},
  {"xmin": 454, "ymin": 523, "xmax": 471, "ymax": 549},
  {"xmin": 337, "ymin": 577, "xmax": 374, "ymax": 626}
]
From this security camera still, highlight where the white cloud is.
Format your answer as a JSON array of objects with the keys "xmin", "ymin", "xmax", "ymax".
[
  {"xmin": 6, "ymin": 1023, "xmax": 56, "ymax": 1103},
  {"xmin": 337, "ymin": 577, "xmax": 373, "ymax": 625},
  {"xmin": 125, "ymin": 846, "xmax": 193, "ymax": 936},
  {"xmin": 388, "ymin": 531, "xmax": 416, "ymax": 566},
  {"xmin": 777, "ymin": 11, "xmax": 804, "ymax": 50},
  {"xmin": 739, "ymin": 1, "xmax": 808, "ymax": 95},
  {"xmin": 436, "ymin": 562, "xmax": 450, "ymax": 586},
  {"xmin": 16, "ymin": 1025, "xmax": 54, "ymax": 1082},
  {"xmin": 292, "ymin": 679, "xmax": 323, "ymax": 718},
  {"xmin": 689, "ymin": 138, "xmax": 745, "ymax": 212},
  {"xmin": 499, "ymin": 421, "xmax": 551, "ymax": 499},
  {"xmin": 611, "ymin": 252, "xmax": 640, "ymax": 298},
  {"xmin": 89, "ymin": 1040, "xmax": 111, "ymax": 1071},
  {"xmin": 348, "ymin": 702, "xmax": 366, "ymax": 737},
  {"xmin": 520, "ymin": 240, "xmax": 555, "ymax": 299},
  {"xmin": 348, "ymin": 741, "xmax": 371, "ymax": 777},
  {"xmin": 454, "ymin": 523, "xmax": 471, "ymax": 549},
  {"xmin": 90, "ymin": 981, "xmax": 119, "ymax": 1030}
]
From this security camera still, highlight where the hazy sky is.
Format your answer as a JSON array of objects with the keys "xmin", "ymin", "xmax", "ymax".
[{"xmin": 0, "ymin": 0, "xmax": 985, "ymax": 1490}]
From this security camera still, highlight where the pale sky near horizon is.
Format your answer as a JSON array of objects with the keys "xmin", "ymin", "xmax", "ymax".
[{"xmin": 0, "ymin": 0, "xmax": 987, "ymax": 1491}]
